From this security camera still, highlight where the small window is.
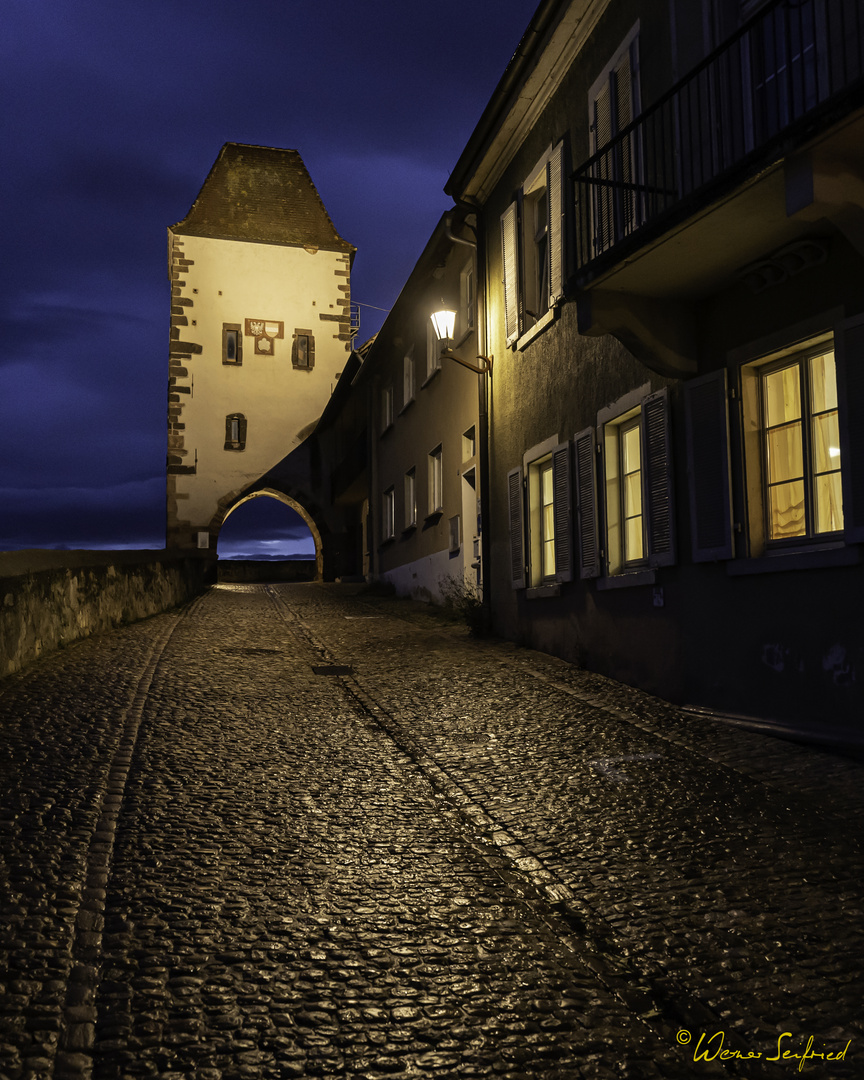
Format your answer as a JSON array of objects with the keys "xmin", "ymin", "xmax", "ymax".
[
  {"xmin": 449, "ymin": 515, "xmax": 461, "ymax": 553},
  {"xmin": 404, "ymin": 469, "xmax": 417, "ymax": 529},
  {"xmin": 292, "ymin": 330, "xmax": 315, "ymax": 370},
  {"xmin": 381, "ymin": 385, "xmax": 394, "ymax": 432},
  {"xmin": 224, "ymin": 413, "xmax": 247, "ymax": 451},
  {"xmin": 462, "ymin": 426, "xmax": 476, "ymax": 462},
  {"xmin": 460, "ymin": 260, "xmax": 475, "ymax": 335},
  {"xmin": 426, "ymin": 321, "xmax": 441, "ymax": 380},
  {"xmin": 222, "ymin": 324, "xmax": 242, "ymax": 365},
  {"xmin": 428, "ymin": 445, "xmax": 443, "ymax": 515},
  {"xmin": 403, "ymin": 349, "xmax": 415, "ymax": 407},
  {"xmin": 382, "ymin": 487, "xmax": 395, "ymax": 541}
]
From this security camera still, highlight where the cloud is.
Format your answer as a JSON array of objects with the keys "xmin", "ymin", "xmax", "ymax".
[{"xmin": 0, "ymin": 478, "xmax": 165, "ymax": 551}]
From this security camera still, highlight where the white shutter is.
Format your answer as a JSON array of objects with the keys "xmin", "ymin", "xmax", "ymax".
[
  {"xmin": 500, "ymin": 203, "xmax": 520, "ymax": 346},
  {"xmin": 546, "ymin": 142, "xmax": 565, "ymax": 306}
]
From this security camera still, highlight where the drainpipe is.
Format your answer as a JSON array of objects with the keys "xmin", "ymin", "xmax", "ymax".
[{"xmin": 450, "ymin": 202, "xmax": 492, "ymax": 631}]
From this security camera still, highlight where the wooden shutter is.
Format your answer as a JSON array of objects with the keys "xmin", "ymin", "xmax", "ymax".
[
  {"xmin": 507, "ymin": 467, "xmax": 526, "ymax": 589},
  {"xmin": 835, "ymin": 313, "xmax": 864, "ymax": 543},
  {"xmin": 642, "ymin": 389, "xmax": 676, "ymax": 567},
  {"xmin": 501, "ymin": 202, "xmax": 520, "ymax": 345},
  {"xmin": 573, "ymin": 427, "xmax": 601, "ymax": 578},
  {"xmin": 546, "ymin": 142, "xmax": 565, "ymax": 306},
  {"xmin": 551, "ymin": 441, "xmax": 573, "ymax": 582},
  {"xmin": 684, "ymin": 369, "xmax": 735, "ymax": 561}
]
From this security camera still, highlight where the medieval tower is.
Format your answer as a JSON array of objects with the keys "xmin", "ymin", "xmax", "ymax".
[{"xmin": 165, "ymin": 143, "xmax": 355, "ymax": 552}]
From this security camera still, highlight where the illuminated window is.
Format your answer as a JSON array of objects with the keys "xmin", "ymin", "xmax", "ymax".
[
  {"xmin": 507, "ymin": 439, "xmax": 572, "ymax": 590},
  {"xmin": 222, "ymin": 324, "xmax": 242, "ymax": 365},
  {"xmin": 757, "ymin": 347, "xmax": 843, "ymax": 543},
  {"xmin": 584, "ymin": 387, "xmax": 674, "ymax": 578},
  {"xmin": 604, "ymin": 412, "xmax": 645, "ymax": 570}
]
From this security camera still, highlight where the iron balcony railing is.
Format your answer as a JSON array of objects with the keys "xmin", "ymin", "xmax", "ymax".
[{"xmin": 573, "ymin": 0, "xmax": 864, "ymax": 275}]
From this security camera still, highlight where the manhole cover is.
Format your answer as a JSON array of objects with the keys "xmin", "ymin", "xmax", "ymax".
[{"xmin": 311, "ymin": 665, "xmax": 353, "ymax": 676}]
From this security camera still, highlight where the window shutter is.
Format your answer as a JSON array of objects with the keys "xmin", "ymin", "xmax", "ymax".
[
  {"xmin": 308, "ymin": 333, "xmax": 315, "ymax": 370},
  {"xmin": 238, "ymin": 415, "xmax": 248, "ymax": 450},
  {"xmin": 592, "ymin": 79, "xmax": 612, "ymax": 152},
  {"xmin": 237, "ymin": 330, "xmax": 243, "ymax": 364},
  {"xmin": 507, "ymin": 467, "xmax": 526, "ymax": 589},
  {"xmin": 546, "ymin": 143, "xmax": 565, "ymax": 306},
  {"xmin": 551, "ymin": 441, "xmax": 573, "ymax": 582},
  {"xmin": 500, "ymin": 202, "xmax": 520, "ymax": 346},
  {"xmin": 642, "ymin": 388, "xmax": 676, "ymax": 567},
  {"xmin": 684, "ymin": 369, "xmax": 734, "ymax": 561},
  {"xmin": 835, "ymin": 313, "xmax": 864, "ymax": 543},
  {"xmin": 573, "ymin": 427, "xmax": 601, "ymax": 578}
]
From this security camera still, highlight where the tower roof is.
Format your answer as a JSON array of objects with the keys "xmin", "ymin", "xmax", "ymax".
[{"xmin": 171, "ymin": 143, "xmax": 354, "ymax": 255}]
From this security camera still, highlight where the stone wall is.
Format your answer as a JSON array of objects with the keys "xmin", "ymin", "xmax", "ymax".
[{"xmin": 0, "ymin": 550, "xmax": 214, "ymax": 678}]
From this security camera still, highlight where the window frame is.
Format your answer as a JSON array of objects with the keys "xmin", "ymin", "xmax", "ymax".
[
  {"xmin": 404, "ymin": 468, "xmax": 417, "ymax": 530},
  {"xmin": 403, "ymin": 349, "xmax": 415, "ymax": 409},
  {"xmin": 597, "ymin": 386, "xmax": 675, "ymax": 579},
  {"xmin": 222, "ymin": 323, "xmax": 243, "ymax": 366},
  {"xmin": 428, "ymin": 445, "xmax": 443, "ymax": 517},
  {"xmin": 741, "ymin": 335, "xmax": 843, "ymax": 553},
  {"xmin": 508, "ymin": 437, "xmax": 573, "ymax": 591},
  {"xmin": 292, "ymin": 329, "xmax": 315, "ymax": 370},
  {"xmin": 500, "ymin": 140, "xmax": 566, "ymax": 347},
  {"xmin": 381, "ymin": 384, "xmax": 394, "ymax": 433},
  {"xmin": 382, "ymin": 487, "xmax": 395, "ymax": 542},
  {"xmin": 224, "ymin": 412, "xmax": 247, "ymax": 452}
]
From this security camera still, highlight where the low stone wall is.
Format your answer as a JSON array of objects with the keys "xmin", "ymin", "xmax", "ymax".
[
  {"xmin": 0, "ymin": 550, "xmax": 215, "ymax": 678},
  {"xmin": 217, "ymin": 559, "xmax": 317, "ymax": 583}
]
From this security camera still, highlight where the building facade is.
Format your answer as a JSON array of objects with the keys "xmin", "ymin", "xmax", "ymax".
[
  {"xmin": 444, "ymin": 0, "xmax": 864, "ymax": 745},
  {"xmin": 363, "ymin": 212, "xmax": 485, "ymax": 603},
  {"xmin": 166, "ymin": 143, "xmax": 355, "ymax": 561}
]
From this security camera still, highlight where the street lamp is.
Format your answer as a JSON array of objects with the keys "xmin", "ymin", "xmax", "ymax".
[{"xmin": 430, "ymin": 310, "xmax": 493, "ymax": 374}]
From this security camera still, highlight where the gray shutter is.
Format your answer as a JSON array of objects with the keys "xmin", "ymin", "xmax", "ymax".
[
  {"xmin": 551, "ymin": 441, "xmax": 573, "ymax": 582},
  {"xmin": 642, "ymin": 388, "xmax": 676, "ymax": 567},
  {"xmin": 507, "ymin": 467, "xmax": 526, "ymax": 589},
  {"xmin": 684, "ymin": 370, "xmax": 734, "ymax": 561},
  {"xmin": 573, "ymin": 427, "xmax": 601, "ymax": 578},
  {"xmin": 238, "ymin": 415, "xmax": 248, "ymax": 451},
  {"xmin": 546, "ymin": 142, "xmax": 565, "ymax": 306},
  {"xmin": 237, "ymin": 329, "xmax": 243, "ymax": 364},
  {"xmin": 835, "ymin": 313, "xmax": 864, "ymax": 543},
  {"xmin": 308, "ymin": 333, "xmax": 315, "ymax": 370},
  {"xmin": 501, "ymin": 202, "xmax": 520, "ymax": 346}
]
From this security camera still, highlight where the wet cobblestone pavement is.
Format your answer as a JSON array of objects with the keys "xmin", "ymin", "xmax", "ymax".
[{"xmin": 1, "ymin": 583, "xmax": 862, "ymax": 1079}]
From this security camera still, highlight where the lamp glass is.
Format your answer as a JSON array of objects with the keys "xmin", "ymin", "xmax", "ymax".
[{"xmin": 431, "ymin": 310, "xmax": 456, "ymax": 341}]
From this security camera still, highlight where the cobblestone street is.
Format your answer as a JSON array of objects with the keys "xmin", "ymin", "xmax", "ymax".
[{"xmin": 1, "ymin": 582, "xmax": 862, "ymax": 1080}]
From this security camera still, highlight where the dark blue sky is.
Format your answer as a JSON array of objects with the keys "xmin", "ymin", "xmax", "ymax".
[{"xmin": 1, "ymin": 0, "xmax": 535, "ymax": 557}]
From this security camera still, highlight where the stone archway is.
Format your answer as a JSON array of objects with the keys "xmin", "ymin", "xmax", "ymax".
[{"xmin": 215, "ymin": 488, "xmax": 324, "ymax": 580}]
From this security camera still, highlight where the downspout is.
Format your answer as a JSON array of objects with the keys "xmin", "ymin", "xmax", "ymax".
[{"xmin": 449, "ymin": 203, "xmax": 492, "ymax": 631}]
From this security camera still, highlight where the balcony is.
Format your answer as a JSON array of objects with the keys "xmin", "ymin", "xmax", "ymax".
[{"xmin": 573, "ymin": 0, "xmax": 864, "ymax": 285}]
